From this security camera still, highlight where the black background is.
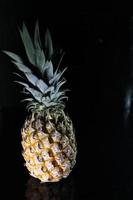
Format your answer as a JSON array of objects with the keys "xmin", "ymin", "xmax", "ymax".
[{"xmin": 0, "ymin": 2, "xmax": 133, "ymax": 199}]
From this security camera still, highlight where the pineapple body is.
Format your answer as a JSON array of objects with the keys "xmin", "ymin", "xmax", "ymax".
[{"xmin": 22, "ymin": 108, "xmax": 77, "ymax": 182}]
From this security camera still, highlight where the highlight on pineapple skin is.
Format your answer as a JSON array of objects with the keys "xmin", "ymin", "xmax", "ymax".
[{"xmin": 21, "ymin": 108, "xmax": 77, "ymax": 182}]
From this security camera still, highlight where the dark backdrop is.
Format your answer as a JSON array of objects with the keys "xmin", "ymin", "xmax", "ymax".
[{"xmin": 0, "ymin": 2, "xmax": 133, "ymax": 199}]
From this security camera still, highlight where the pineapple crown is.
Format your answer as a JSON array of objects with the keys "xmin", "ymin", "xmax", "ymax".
[{"xmin": 4, "ymin": 21, "xmax": 69, "ymax": 112}]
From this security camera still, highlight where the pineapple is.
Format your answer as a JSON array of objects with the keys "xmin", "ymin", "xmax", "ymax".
[{"xmin": 4, "ymin": 22, "xmax": 77, "ymax": 182}]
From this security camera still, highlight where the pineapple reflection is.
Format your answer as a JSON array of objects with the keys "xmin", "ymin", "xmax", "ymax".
[{"xmin": 25, "ymin": 176, "xmax": 75, "ymax": 200}]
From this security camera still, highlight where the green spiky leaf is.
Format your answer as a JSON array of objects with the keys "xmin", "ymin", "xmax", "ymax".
[
  {"xmin": 19, "ymin": 23, "xmax": 35, "ymax": 65},
  {"xmin": 16, "ymin": 81, "xmax": 43, "ymax": 102},
  {"xmin": 12, "ymin": 61, "xmax": 31, "ymax": 73},
  {"xmin": 44, "ymin": 86, "xmax": 54, "ymax": 94},
  {"xmin": 43, "ymin": 60, "xmax": 53, "ymax": 79},
  {"xmin": 34, "ymin": 21, "xmax": 41, "ymax": 49},
  {"xmin": 25, "ymin": 87, "xmax": 43, "ymax": 102},
  {"xmin": 35, "ymin": 49, "xmax": 46, "ymax": 73},
  {"xmin": 49, "ymin": 67, "xmax": 67, "ymax": 85},
  {"xmin": 24, "ymin": 73, "xmax": 48, "ymax": 93},
  {"xmin": 25, "ymin": 72, "xmax": 38, "ymax": 86},
  {"xmin": 54, "ymin": 80, "xmax": 66, "ymax": 94},
  {"xmin": 3, "ymin": 51, "xmax": 23, "ymax": 63},
  {"xmin": 12, "ymin": 61, "xmax": 49, "ymax": 94},
  {"xmin": 13, "ymin": 72, "xmax": 24, "ymax": 79},
  {"xmin": 21, "ymin": 98, "xmax": 34, "ymax": 102},
  {"xmin": 36, "ymin": 79, "xmax": 48, "ymax": 93},
  {"xmin": 34, "ymin": 21, "xmax": 46, "ymax": 72},
  {"xmin": 45, "ymin": 29, "xmax": 53, "ymax": 60}
]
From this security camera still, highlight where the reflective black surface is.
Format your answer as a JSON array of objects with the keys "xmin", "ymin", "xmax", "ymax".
[
  {"xmin": 25, "ymin": 176, "xmax": 75, "ymax": 200},
  {"xmin": 2, "ymin": 2, "xmax": 133, "ymax": 199}
]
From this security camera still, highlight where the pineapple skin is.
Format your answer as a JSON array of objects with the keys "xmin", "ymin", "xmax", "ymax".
[{"xmin": 21, "ymin": 108, "xmax": 77, "ymax": 182}]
